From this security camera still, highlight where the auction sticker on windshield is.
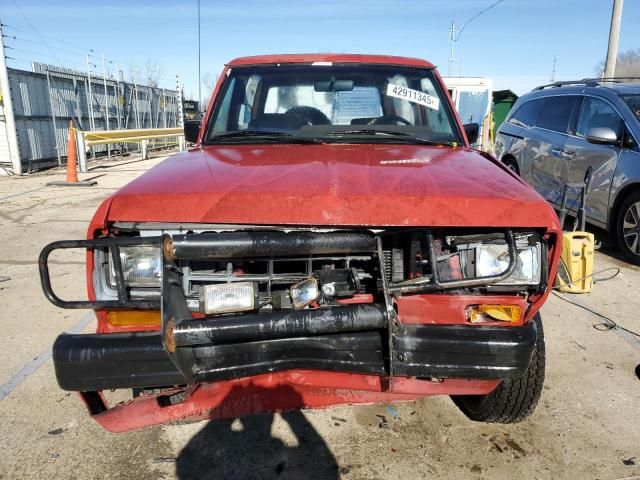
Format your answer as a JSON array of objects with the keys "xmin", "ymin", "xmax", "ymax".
[{"xmin": 386, "ymin": 84, "xmax": 440, "ymax": 110}]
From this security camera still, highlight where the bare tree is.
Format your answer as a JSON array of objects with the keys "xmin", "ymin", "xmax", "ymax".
[
  {"xmin": 595, "ymin": 48, "xmax": 640, "ymax": 79},
  {"xmin": 144, "ymin": 58, "xmax": 163, "ymax": 88},
  {"xmin": 201, "ymin": 72, "xmax": 219, "ymax": 109}
]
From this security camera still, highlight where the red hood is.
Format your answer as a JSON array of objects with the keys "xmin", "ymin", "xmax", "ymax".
[{"xmin": 105, "ymin": 144, "xmax": 558, "ymax": 228}]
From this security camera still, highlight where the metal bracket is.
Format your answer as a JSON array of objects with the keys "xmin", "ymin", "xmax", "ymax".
[
  {"xmin": 375, "ymin": 236, "xmax": 402, "ymax": 382},
  {"xmin": 38, "ymin": 236, "xmax": 162, "ymax": 309}
]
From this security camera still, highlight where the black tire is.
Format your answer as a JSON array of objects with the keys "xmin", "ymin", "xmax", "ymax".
[
  {"xmin": 615, "ymin": 190, "xmax": 640, "ymax": 266},
  {"xmin": 503, "ymin": 157, "xmax": 520, "ymax": 175},
  {"xmin": 452, "ymin": 314, "xmax": 545, "ymax": 423}
]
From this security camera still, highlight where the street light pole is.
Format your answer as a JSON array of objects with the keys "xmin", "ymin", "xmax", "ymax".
[
  {"xmin": 197, "ymin": 0, "xmax": 201, "ymax": 112},
  {"xmin": 604, "ymin": 0, "xmax": 624, "ymax": 78},
  {"xmin": 448, "ymin": 0, "xmax": 505, "ymax": 78}
]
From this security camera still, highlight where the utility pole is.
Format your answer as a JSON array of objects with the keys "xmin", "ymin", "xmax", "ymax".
[
  {"xmin": 102, "ymin": 52, "xmax": 111, "ymax": 158},
  {"xmin": 86, "ymin": 55, "xmax": 95, "ymax": 132},
  {"xmin": 604, "ymin": 0, "xmax": 624, "ymax": 78},
  {"xmin": 0, "ymin": 21, "xmax": 22, "ymax": 174},
  {"xmin": 550, "ymin": 55, "xmax": 557, "ymax": 82},
  {"xmin": 448, "ymin": 20, "xmax": 456, "ymax": 77},
  {"xmin": 177, "ymin": 73, "xmax": 185, "ymax": 151}
]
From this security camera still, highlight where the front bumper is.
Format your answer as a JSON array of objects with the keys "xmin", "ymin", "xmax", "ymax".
[{"xmin": 53, "ymin": 316, "xmax": 537, "ymax": 391}]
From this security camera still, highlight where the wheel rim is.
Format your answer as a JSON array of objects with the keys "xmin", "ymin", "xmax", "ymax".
[{"xmin": 622, "ymin": 201, "xmax": 640, "ymax": 255}]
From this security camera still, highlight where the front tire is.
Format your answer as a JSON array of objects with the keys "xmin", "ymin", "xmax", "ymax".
[
  {"xmin": 452, "ymin": 314, "xmax": 545, "ymax": 423},
  {"xmin": 616, "ymin": 191, "xmax": 640, "ymax": 266}
]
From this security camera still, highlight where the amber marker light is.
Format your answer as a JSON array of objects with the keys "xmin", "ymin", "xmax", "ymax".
[{"xmin": 469, "ymin": 304, "xmax": 522, "ymax": 323}]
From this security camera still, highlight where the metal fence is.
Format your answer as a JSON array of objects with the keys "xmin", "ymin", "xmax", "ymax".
[{"xmin": 1, "ymin": 62, "xmax": 181, "ymax": 174}]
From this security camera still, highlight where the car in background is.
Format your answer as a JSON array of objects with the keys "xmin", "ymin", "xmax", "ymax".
[{"xmin": 494, "ymin": 79, "xmax": 640, "ymax": 264}]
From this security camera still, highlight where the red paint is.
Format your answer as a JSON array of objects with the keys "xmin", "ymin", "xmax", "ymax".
[
  {"xmin": 336, "ymin": 294, "xmax": 374, "ymax": 305},
  {"xmin": 92, "ymin": 370, "xmax": 500, "ymax": 433},
  {"xmin": 227, "ymin": 53, "xmax": 435, "ymax": 69},
  {"xmin": 106, "ymin": 145, "xmax": 559, "ymax": 229},
  {"xmin": 396, "ymin": 294, "xmax": 527, "ymax": 326}
]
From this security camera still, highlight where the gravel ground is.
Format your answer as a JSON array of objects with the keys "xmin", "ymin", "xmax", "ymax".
[{"xmin": 0, "ymin": 153, "xmax": 638, "ymax": 480}]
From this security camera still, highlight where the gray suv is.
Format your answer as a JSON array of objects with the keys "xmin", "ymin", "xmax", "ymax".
[{"xmin": 494, "ymin": 79, "xmax": 640, "ymax": 264}]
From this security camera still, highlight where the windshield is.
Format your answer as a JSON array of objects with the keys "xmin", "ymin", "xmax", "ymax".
[
  {"xmin": 204, "ymin": 64, "xmax": 462, "ymax": 145},
  {"xmin": 621, "ymin": 94, "xmax": 640, "ymax": 122}
]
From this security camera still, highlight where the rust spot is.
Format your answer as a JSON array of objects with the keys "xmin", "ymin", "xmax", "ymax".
[
  {"xmin": 163, "ymin": 236, "xmax": 175, "ymax": 262},
  {"xmin": 165, "ymin": 317, "xmax": 176, "ymax": 353}
]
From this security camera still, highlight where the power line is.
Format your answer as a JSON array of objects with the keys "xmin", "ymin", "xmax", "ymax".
[
  {"xmin": 2, "ymin": 23, "xmax": 92, "ymax": 54},
  {"xmin": 2, "ymin": 23, "xmax": 178, "ymax": 88},
  {"xmin": 4, "ymin": 46, "xmax": 87, "ymax": 68},
  {"xmin": 10, "ymin": 0, "xmax": 61, "ymax": 62}
]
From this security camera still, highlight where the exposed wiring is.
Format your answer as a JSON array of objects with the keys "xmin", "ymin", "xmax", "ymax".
[
  {"xmin": 551, "ymin": 267, "xmax": 621, "ymax": 290},
  {"xmin": 552, "ymin": 290, "xmax": 640, "ymax": 340},
  {"xmin": 551, "ymin": 265, "xmax": 640, "ymax": 339}
]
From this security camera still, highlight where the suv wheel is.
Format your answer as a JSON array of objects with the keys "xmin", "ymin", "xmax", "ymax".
[
  {"xmin": 451, "ymin": 314, "xmax": 545, "ymax": 423},
  {"xmin": 616, "ymin": 191, "xmax": 640, "ymax": 265}
]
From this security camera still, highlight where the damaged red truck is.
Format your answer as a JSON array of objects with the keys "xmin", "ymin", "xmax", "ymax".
[{"xmin": 39, "ymin": 54, "xmax": 561, "ymax": 432}]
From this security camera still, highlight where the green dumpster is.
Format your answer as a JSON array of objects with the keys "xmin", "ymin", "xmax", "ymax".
[{"xmin": 492, "ymin": 90, "xmax": 518, "ymax": 139}]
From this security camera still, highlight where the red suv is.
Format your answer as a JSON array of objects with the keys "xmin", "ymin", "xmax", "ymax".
[{"xmin": 40, "ymin": 54, "xmax": 561, "ymax": 432}]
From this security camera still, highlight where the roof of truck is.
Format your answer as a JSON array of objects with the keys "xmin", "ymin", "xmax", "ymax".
[{"xmin": 227, "ymin": 53, "xmax": 435, "ymax": 68}]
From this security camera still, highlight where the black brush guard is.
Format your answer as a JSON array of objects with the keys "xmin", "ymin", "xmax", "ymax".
[{"xmin": 41, "ymin": 230, "xmax": 537, "ymax": 392}]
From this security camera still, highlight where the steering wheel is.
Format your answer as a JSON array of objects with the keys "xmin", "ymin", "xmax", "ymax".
[
  {"xmin": 368, "ymin": 114, "xmax": 412, "ymax": 126},
  {"xmin": 284, "ymin": 106, "xmax": 331, "ymax": 125}
]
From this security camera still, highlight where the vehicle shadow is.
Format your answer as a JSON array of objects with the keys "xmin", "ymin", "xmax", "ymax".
[
  {"xmin": 582, "ymin": 223, "xmax": 640, "ymax": 269},
  {"xmin": 175, "ymin": 384, "xmax": 339, "ymax": 480}
]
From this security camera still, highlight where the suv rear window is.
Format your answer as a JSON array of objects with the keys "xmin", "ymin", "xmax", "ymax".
[
  {"xmin": 536, "ymin": 96, "xmax": 579, "ymax": 133},
  {"xmin": 508, "ymin": 98, "xmax": 542, "ymax": 128}
]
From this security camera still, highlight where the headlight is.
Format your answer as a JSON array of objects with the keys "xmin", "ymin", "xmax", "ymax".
[
  {"xmin": 108, "ymin": 245, "xmax": 162, "ymax": 288},
  {"xmin": 199, "ymin": 281, "xmax": 258, "ymax": 314},
  {"xmin": 475, "ymin": 240, "xmax": 541, "ymax": 285},
  {"xmin": 290, "ymin": 277, "xmax": 319, "ymax": 310}
]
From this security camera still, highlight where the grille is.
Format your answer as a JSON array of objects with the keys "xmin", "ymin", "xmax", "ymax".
[{"xmin": 178, "ymin": 254, "xmax": 377, "ymax": 311}]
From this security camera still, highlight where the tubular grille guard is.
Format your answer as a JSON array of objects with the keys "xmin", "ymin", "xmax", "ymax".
[
  {"xmin": 38, "ymin": 236, "xmax": 164, "ymax": 309},
  {"xmin": 38, "ymin": 229, "xmax": 522, "ymax": 310}
]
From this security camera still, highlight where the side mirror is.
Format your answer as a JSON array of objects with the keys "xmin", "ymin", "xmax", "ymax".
[
  {"xmin": 585, "ymin": 127, "xmax": 618, "ymax": 145},
  {"xmin": 184, "ymin": 120, "xmax": 201, "ymax": 144},
  {"xmin": 463, "ymin": 123, "xmax": 480, "ymax": 145}
]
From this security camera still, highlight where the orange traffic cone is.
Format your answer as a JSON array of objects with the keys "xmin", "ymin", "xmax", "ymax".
[
  {"xmin": 66, "ymin": 120, "xmax": 79, "ymax": 183},
  {"xmin": 47, "ymin": 120, "xmax": 97, "ymax": 187}
]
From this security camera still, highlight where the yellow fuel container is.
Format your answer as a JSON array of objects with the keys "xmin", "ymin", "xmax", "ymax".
[{"xmin": 554, "ymin": 231, "xmax": 595, "ymax": 293}]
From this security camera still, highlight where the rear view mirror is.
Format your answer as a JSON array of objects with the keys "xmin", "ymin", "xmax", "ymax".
[
  {"xmin": 585, "ymin": 127, "xmax": 618, "ymax": 145},
  {"xmin": 184, "ymin": 120, "xmax": 201, "ymax": 144},
  {"xmin": 463, "ymin": 123, "xmax": 480, "ymax": 144},
  {"xmin": 314, "ymin": 79, "xmax": 354, "ymax": 92}
]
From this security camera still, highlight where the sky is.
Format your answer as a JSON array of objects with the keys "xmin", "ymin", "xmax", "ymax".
[{"xmin": 1, "ymin": 0, "xmax": 639, "ymax": 103}]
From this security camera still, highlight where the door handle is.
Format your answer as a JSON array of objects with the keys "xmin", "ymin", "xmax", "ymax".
[{"xmin": 562, "ymin": 150, "xmax": 577, "ymax": 158}]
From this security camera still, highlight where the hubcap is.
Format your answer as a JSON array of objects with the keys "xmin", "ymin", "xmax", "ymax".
[{"xmin": 622, "ymin": 201, "xmax": 640, "ymax": 255}]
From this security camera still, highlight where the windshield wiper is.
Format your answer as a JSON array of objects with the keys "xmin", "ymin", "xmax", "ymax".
[
  {"xmin": 206, "ymin": 130, "xmax": 324, "ymax": 145},
  {"xmin": 322, "ymin": 129, "xmax": 456, "ymax": 147}
]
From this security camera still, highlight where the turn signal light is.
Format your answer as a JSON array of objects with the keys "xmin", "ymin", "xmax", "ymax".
[
  {"xmin": 107, "ymin": 310, "xmax": 161, "ymax": 326},
  {"xmin": 469, "ymin": 304, "xmax": 521, "ymax": 323}
]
